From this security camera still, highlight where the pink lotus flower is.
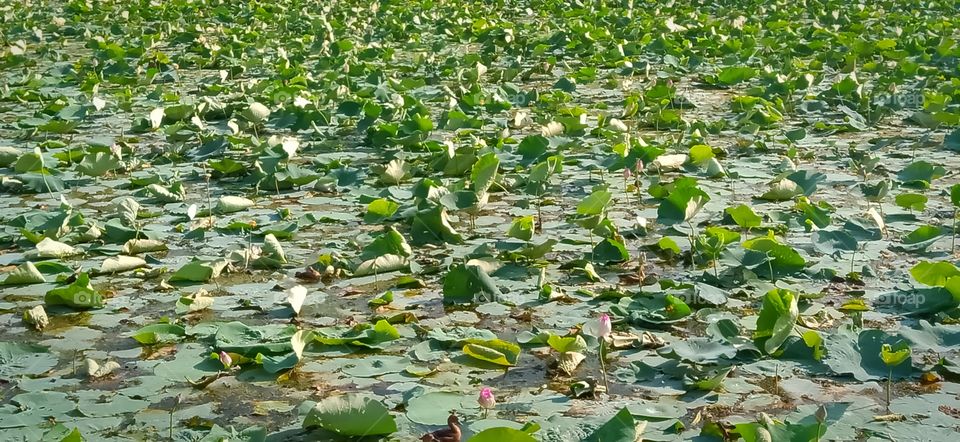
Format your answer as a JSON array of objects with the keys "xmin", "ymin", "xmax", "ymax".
[
  {"xmin": 635, "ymin": 159, "xmax": 645, "ymax": 175},
  {"xmin": 598, "ymin": 313, "xmax": 612, "ymax": 338},
  {"xmin": 219, "ymin": 351, "xmax": 232, "ymax": 369},
  {"xmin": 623, "ymin": 167, "xmax": 632, "ymax": 180},
  {"xmin": 478, "ymin": 387, "xmax": 495, "ymax": 417}
]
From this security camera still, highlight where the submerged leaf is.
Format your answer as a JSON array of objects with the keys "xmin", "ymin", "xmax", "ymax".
[{"xmin": 0, "ymin": 342, "xmax": 58, "ymax": 380}]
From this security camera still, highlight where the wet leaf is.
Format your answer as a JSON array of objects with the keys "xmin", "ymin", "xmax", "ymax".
[
  {"xmin": 215, "ymin": 196, "xmax": 255, "ymax": 214},
  {"xmin": 76, "ymin": 152, "xmax": 120, "ymax": 177},
  {"xmin": 303, "ymin": 394, "xmax": 397, "ymax": 436},
  {"xmin": 97, "ymin": 255, "xmax": 147, "ymax": 274},
  {"xmin": 754, "ymin": 288, "xmax": 799, "ymax": 354},
  {"xmin": 898, "ymin": 161, "xmax": 945, "ymax": 188},
  {"xmin": 657, "ymin": 184, "xmax": 709, "ymax": 225},
  {"xmin": 170, "ymin": 259, "xmax": 228, "ymax": 283},
  {"xmin": 577, "ymin": 190, "xmax": 613, "ymax": 216},
  {"xmin": 253, "ymin": 234, "xmax": 287, "ymax": 268},
  {"xmin": 760, "ymin": 179, "xmax": 802, "ymax": 201},
  {"xmin": 726, "ymin": 204, "xmax": 762, "ymax": 228},
  {"xmin": 2, "ymin": 261, "xmax": 45, "ymax": 285},
  {"xmin": 592, "ymin": 238, "xmax": 629, "ymax": 263},
  {"xmin": 463, "ymin": 339, "xmax": 520, "ymax": 367},
  {"xmin": 314, "ymin": 320, "xmax": 400, "ymax": 349},
  {"xmin": 443, "ymin": 263, "xmax": 501, "ymax": 304},
  {"xmin": 31, "ymin": 237, "xmax": 81, "ymax": 259},
  {"xmin": 130, "ymin": 322, "xmax": 187, "ymax": 345},
  {"xmin": 411, "ymin": 206, "xmax": 463, "ymax": 245},
  {"xmin": 241, "ymin": 102, "xmax": 271, "ymax": 124},
  {"xmin": 880, "ymin": 342, "xmax": 911, "ymax": 367},
  {"xmin": 583, "ymin": 407, "xmax": 646, "ymax": 442},
  {"xmin": 122, "ymin": 239, "xmax": 167, "ymax": 254},
  {"xmin": 286, "ymin": 285, "xmax": 307, "ymax": 315},
  {"xmin": 900, "ymin": 225, "xmax": 946, "ymax": 252},
  {"xmin": 507, "ymin": 215, "xmax": 535, "ymax": 241},
  {"xmin": 44, "ymin": 272, "xmax": 103, "ymax": 309},
  {"xmin": 911, "ymin": 261, "xmax": 960, "ymax": 286},
  {"xmin": 364, "ymin": 198, "xmax": 399, "ymax": 223}
]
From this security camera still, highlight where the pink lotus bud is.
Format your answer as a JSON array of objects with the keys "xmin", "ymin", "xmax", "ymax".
[
  {"xmin": 635, "ymin": 159, "xmax": 644, "ymax": 174},
  {"xmin": 598, "ymin": 314, "xmax": 612, "ymax": 338},
  {"xmin": 478, "ymin": 387, "xmax": 496, "ymax": 409},
  {"xmin": 219, "ymin": 351, "xmax": 232, "ymax": 369},
  {"xmin": 623, "ymin": 167, "xmax": 632, "ymax": 180}
]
